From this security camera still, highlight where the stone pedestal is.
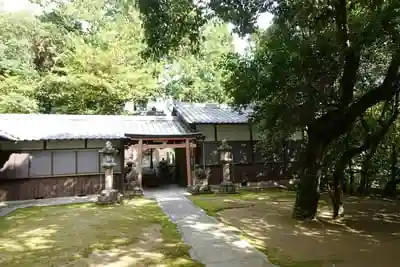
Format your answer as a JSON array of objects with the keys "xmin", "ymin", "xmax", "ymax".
[
  {"xmin": 219, "ymin": 180, "xmax": 236, "ymax": 193},
  {"xmin": 125, "ymin": 180, "xmax": 144, "ymax": 198},
  {"xmin": 219, "ymin": 164, "xmax": 236, "ymax": 194},
  {"xmin": 124, "ymin": 165, "xmax": 143, "ymax": 198},
  {"xmin": 188, "ymin": 166, "xmax": 212, "ymax": 194},
  {"xmin": 97, "ymin": 189, "xmax": 121, "ymax": 205},
  {"xmin": 217, "ymin": 140, "xmax": 236, "ymax": 194},
  {"xmin": 105, "ymin": 169, "xmax": 113, "ymax": 190}
]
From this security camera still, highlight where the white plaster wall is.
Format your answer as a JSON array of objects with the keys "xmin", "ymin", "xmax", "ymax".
[
  {"xmin": 196, "ymin": 125, "xmax": 215, "ymax": 141},
  {"xmin": 216, "ymin": 124, "xmax": 251, "ymax": 141},
  {"xmin": 46, "ymin": 140, "xmax": 85, "ymax": 149},
  {"xmin": 251, "ymin": 125, "xmax": 263, "ymax": 140},
  {"xmin": 87, "ymin": 139, "xmax": 121, "ymax": 148},
  {"xmin": 0, "ymin": 141, "xmax": 44, "ymax": 150}
]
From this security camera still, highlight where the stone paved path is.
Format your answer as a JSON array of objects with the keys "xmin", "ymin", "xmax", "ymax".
[{"xmin": 145, "ymin": 187, "xmax": 275, "ymax": 267}]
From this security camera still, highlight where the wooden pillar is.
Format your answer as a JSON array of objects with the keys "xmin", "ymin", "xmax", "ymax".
[
  {"xmin": 120, "ymin": 139, "xmax": 126, "ymax": 192},
  {"xmin": 155, "ymin": 149, "xmax": 160, "ymax": 166},
  {"xmin": 185, "ymin": 139, "xmax": 192, "ymax": 186},
  {"xmin": 137, "ymin": 139, "xmax": 143, "ymax": 188}
]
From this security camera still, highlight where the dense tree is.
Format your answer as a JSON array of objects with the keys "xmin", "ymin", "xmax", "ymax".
[
  {"xmin": 34, "ymin": 0, "xmax": 162, "ymax": 114},
  {"xmin": 0, "ymin": 12, "xmax": 40, "ymax": 113},
  {"xmin": 0, "ymin": 1, "xmax": 233, "ymax": 114},
  {"xmin": 160, "ymin": 21, "xmax": 234, "ymax": 103},
  {"xmin": 137, "ymin": 0, "xmax": 400, "ymax": 219}
]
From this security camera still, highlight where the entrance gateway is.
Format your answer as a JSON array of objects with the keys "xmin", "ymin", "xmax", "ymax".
[{"xmin": 125, "ymin": 132, "xmax": 202, "ymax": 188}]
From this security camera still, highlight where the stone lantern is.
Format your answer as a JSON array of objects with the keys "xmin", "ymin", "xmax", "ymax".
[
  {"xmin": 217, "ymin": 140, "xmax": 236, "ymax": 193},
  {"xmin": 96, "ymin": 141, "xmax": 120, "ymax": 204}
]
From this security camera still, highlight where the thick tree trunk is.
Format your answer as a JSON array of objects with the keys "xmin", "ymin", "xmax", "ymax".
[
  {"xmin": 292, "ymin": 137, "xmax": 324, "ymax": 220},
  {"xmin": 292, "ymin": 49, "xmax": 400, "ymax": 220}
]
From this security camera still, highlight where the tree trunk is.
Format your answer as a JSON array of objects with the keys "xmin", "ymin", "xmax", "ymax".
[
  {"xmin": 390, "ymin": 143, "xmax": 397, "ymax": 181},
  {"xmin": 358, "ymin": 155, "xmax": 372, "ymax": 195},
  {"xmin": 348, "ymin": 157, "xmax": 355, "ymax": 195},
  {"xmin": 384, "ymin": 144, "xmax": 399, "ymax": 197},
  {"xmin": 292, "ymin": 137, "xmax": 324, "ymax": 220},
  {"xmin": 332, "ymin": 159, "xmax": 345, "ymax": 218}
]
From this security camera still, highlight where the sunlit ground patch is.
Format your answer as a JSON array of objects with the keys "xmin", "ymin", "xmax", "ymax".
[{"xmin": 0, "ymin": 199, "xmax": 203, "ymax": 267}]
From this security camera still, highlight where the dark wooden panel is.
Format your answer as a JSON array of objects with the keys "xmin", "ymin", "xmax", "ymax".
[
  {"xmin": 0, "ymin": 175, "xmax": 103, "ymax": 201},
  {"xmin": 202, "ymin": 142, "xmax": 220, "ymax": 165},
  {"xmin": 230, "ymin": 141, "xmax": 253, "ymax": 164},
  {"xmin": 207, "ymin": 166, "xmax": 223, "ymax": 185},
  {"xmin": 206, "ymin": 162, "xmax": 294, "ymax": 185}
]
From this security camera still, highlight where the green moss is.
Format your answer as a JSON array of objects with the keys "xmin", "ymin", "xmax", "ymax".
[{"xmin": 0, "ymin": 199, "xmax": 203, "ymax": 267}]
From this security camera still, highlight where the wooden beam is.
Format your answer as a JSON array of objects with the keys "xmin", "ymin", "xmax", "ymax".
[
  {"xmin": 128, "ymin": 137, "xmax": 198, "ymax": 141},
  {"xmin": 185, "ymin": 139, "xmax": 192, "ymax": 186},
  {"xmin": 132, "ymin": 143, "xmax": 197, "ymax": 149},
  {"xmin": 137, "ymin": 139, "xmax": 143, "ymax": 189}
]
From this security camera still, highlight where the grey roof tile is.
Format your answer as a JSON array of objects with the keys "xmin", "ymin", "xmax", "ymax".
[
  {"xmin": 0, "ymin": 130, "xmax": 17, "ymax": 141},
  {"xmin": 0, "ymin": 114, "xmax": 195, "ymax": 141},
  {"xmin": 173, "ymin": 101, "xmax": 251, "ymax": 124}
]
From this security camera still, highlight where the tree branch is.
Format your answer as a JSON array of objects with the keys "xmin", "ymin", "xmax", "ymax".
[
  {"xmin": 312, "ymin": 45, "xmax": 400, "ymax": 144},
  {"xmin": 335, "ymin": 0, "xmax": 361, "ymax": 107}
]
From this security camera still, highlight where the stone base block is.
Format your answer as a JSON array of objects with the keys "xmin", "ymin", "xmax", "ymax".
[
  {"xmin": 219, "ymin": 180, "xmax": 237, "ymax": 194},
  {"xmin": 187, "ymin": 184, "xmax": 212, "ymax": 195},
  {"xmin": 124, "ymin": 187, "xmax": 144, "ymax": 199},
  {"xmin": 96, "ymin": 189, "xmax": 120, "ymax": 205}
]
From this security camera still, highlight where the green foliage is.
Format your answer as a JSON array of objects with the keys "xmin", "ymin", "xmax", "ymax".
[
  {"xmin": 137, "ymin": 0, "xmax": 207, "ymax": 59},
  {"xmin": 161, "ymin": 21, "xmax": 234, "ymax": 103},
  {"xmin": 0, "ymin": 1, "xmax": 234, "ymax": 114},
  {"xmin": 33, "ymin": 0, "xmax": 162, "ymax": 114},
  {"xmin": 137, "ymin": 0, "xmax": 400, "ymax": 217},
  {"xmin": 0, "ymin": 12, "xmax": 40, "ymax": 113}
]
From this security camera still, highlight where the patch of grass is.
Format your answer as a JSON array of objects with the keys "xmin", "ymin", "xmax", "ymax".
[
  {"xmin": 234, "ymin": 188, "xmax": 297, "ymax": 201},
  {"xmin": 189, "ymin": 188, "xmax": 297, "ymax": 216},
  {"xmin": 189, "ymin": 197, "xmax": 254, "ymax": 216},
  {"xmin": 0, "ymin": 199, "xmax": 203, "ymax": 267}
]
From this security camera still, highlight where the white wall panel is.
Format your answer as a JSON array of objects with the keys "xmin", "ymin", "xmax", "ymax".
[
  {"xmin": 195, "ymin": 125, "xmax": 215, "ymax": 141},
  {"xmin": 86, "ymin": 139, "xmax": 121, "ymax": 149},
  {"xmin": 216, "ymin": 124, "xmax": 251, "ymax": 141},
  {"xmin": 47, "ymin": 140, "xmax": 85, "ymax": 149},
  {"xmin": 0, "ymin": 141, "xmax": 44, "ymax": 151}
]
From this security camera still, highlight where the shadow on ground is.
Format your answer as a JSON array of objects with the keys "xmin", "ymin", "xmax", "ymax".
[{"xmin": 190, "ymin": 190, "xmax": 400, "ymax": 267}]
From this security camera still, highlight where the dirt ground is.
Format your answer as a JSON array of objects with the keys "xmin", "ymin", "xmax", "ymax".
[
  {"xmin": 216, "ymin": 195, "xmax": 400, "ymax": 267},
  {"xmin": 189, "ymin": 192, "xmax": 400, "ymax": 267}
]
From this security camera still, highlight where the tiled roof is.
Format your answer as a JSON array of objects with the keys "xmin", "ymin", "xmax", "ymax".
[
  {"xmin": 173, "ymin": 101, "xmax": 251, "ymax": 124},
  {"xmin": 0, "ymin": 114, "xmax": 196, "ymax": 141},
  {"xmin": 0, "ymin": 130, "xmax": 17, "ymax": 141}
]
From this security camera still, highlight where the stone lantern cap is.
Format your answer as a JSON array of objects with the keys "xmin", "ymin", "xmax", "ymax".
[
  {"xmin": 99, "ymin": 141, "xmax": 118, "ymax": 168},
  {"xmin": 218, "ymin": 140, "xmax": 233, "ymax": 163},
  {"xmin": 217, "ymin": 139, "xmax": 232, "ymax": 152}
]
